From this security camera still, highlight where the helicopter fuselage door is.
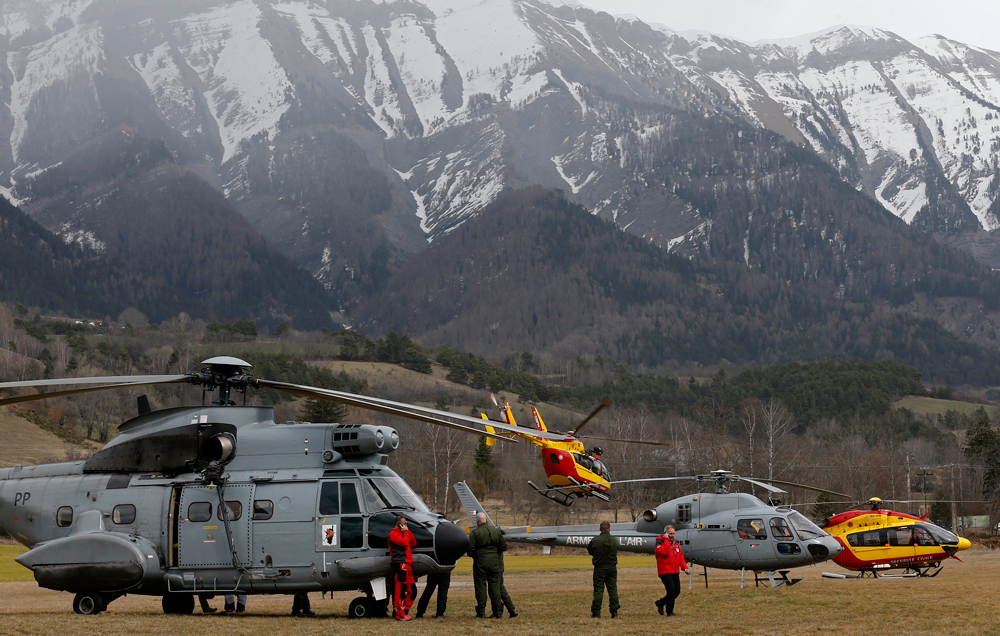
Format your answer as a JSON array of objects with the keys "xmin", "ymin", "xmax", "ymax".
[
  {"xmin": 735, "ymin": 517, "xmax": 776, "ymax": 564},
  {"xmin": 177, "ymin": 484, "xmax": 253, "ymax": 568},
  {"xmin": 316, "ymin": 480, "xmax": 366, "ymax": 553}
]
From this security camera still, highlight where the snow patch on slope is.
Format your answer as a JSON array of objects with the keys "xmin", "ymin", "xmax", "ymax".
[
  {"xmin": 6, "ymin": 22, "xmax": 105, "ymax": 165},
  {"xmin": 173, "ymin": 1, "xmax": 293, "ymax": 162},
  {"xmin": 384, "ymin": 16, "xmax": 450, "ymax": 132},
  {"xmin": 131, "ymin": 43, "xmax": 201, "ymax": 138},
  {"xmin": 1, "ymin": 0, "xmax": 95, "ymax": 40}
]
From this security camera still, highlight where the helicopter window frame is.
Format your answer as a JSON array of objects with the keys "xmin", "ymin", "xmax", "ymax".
[
  {"xmin": 56, "ymin": 506, "xmax": 73, "ymax": 527},
  {"xmin": 112, "ymin": 504, "xmax": 136, "ymax": 525},
  {"xmin": 319, "ymin": 482, "xmax": 341, "ymax": 515},
  {"xmin": 677, "ymin": 503, "xmax": 692, "ymax": 524},
  {"xmin": 913, "ymin": 525, "xmax": 939, "ymax": 547},
  {"xmin": 736, "ymin": 518, "xmax": 768, "ymax": 540},
  {"xmin": 341, "ymin": 482, "xmax": 362, "ymax": 515},
  {"xmin": 549, "ymin": 452, "xmax": 561, "ymax": 464},
  {"xmin": 887, "ymin": 526, "xmax": 914, "ymax": 547},
  {"xmin": 188, "ymin": 502, "xmax": 213, "ymax": 523},
  {"xmin": 340, "ymin": 516, "xmax": 364, "ymax": 549},
  {"xmin": 252, "ymin": 500, "xmax": 274, "ymax": 521},
  {"xmin": 217, "ymin": 501, "xmax": 242, "ymax": 522},
  {"xmin": 923, "ymin": 523, "xmax": 957, "ymax": 545},
  {"xmin": 769, "ymin": 517, "xmax": 794, "ymax": 540}
]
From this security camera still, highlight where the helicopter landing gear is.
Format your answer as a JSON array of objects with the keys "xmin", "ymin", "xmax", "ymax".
[
  {"xmin": 73, "ymin": 591, "xmax": 107, "ymax": 615},
  {"xmin": 348, "ymin": 596, "xmax": 375, "ymax": 618},
  {"xmin": 161, "ymin": 593, "xmax": 196, "ymax": 614},
  {"xmin": 529, "ymin": 481, "xmax": 575, "ymax": 506}
]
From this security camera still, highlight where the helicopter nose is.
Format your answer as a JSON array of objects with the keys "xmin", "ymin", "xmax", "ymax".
[
  {"xmin": 809, "ymin": 536, "xmax": 842, "ymax": 562},
  {"xmin": 944, "ymin": 537, "xmax": 972, "ymax": 555},
  {"xmin": 434, "ymin": 521, "xmax": 469, "ymax": 566}
]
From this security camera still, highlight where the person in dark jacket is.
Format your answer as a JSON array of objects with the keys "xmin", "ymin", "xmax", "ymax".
[
  {"xmin": 389, "ymin": 515, "xmax": 418, "ymax": 621},
  {"xmin": 415, "ymin": 571, "xmax": 450, "ymax": 618},
  {"xmin": 588, "ymin": 521, "xmax": 619, "ymax": 618},
  {"xmin": 654, "ymin": 525, "xmax": 689, "ymax": 616},
  {"xmin": 291, "ymin": 592, "xmax": 315, "ymax": 616},
  {"xmin": 467, "ymin": 512, "xmax": 506, "ymax": 618}
]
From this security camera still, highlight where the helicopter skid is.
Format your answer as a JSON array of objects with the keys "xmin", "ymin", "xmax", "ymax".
[{"xmin": 528, "ymin": 480, "xmax": 575, "ymax": 506}]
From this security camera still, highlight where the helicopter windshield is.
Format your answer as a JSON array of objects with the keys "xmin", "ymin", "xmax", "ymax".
[
  {"xmin": 923, "ymin": 522, "xmax": 959, "ymax": 545},
  {"xmin": 362, "ymin": 477, "xmax": 430, "ymax": 513},
  {"xmin": 787, "ymin": 511, "xmax": 826, "ymax": 540}
]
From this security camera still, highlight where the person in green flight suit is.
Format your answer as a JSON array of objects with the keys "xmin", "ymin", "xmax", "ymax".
[
  {"xmin": 588, "ymin": 521, "xmax": 619, "ymax": 618},
  {"xmin": 467, "ymin": 511, "xmax": 507, "ymax": 618},
  {"xmin": 496, "ymin": 551, "xmax": 517, "ymax": 617}
]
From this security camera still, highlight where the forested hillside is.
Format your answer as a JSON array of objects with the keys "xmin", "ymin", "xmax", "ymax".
[
  {"xmin": 17, "ymin": 130, "xmax": 336, "ymax": 329},
  {"xmin": 359, "ymin": 187, "xmax": 1000, "ymax": 385}
]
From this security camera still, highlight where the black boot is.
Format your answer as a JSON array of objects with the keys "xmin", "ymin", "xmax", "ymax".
[{"xmin": 656, "ymin": 599, "xmax": 665, "ymax": 615}]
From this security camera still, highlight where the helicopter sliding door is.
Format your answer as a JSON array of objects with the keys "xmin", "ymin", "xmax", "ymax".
[{"xmin": 177, "ymin": 485, "xmax": 253, "ymax": 567}]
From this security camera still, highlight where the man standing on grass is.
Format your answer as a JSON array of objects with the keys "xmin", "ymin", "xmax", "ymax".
[
  {"xmin": 389, "ymin": 515, "xmax": 417, "ymax": 621},
  {"xmin": 588, "ymin": 521, "xmax": 619, "ymax": 618},
  {"xmin": 654, "ymin": 525, "xmax": 689, "ymax": 617},
  {"xmin": 468, "ymin": 511, "xmax": 506, "ymax": 618}
]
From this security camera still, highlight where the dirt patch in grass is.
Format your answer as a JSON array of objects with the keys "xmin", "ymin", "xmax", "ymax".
[{"xmin": 2, "ymin": 550, "xmax": 998, "ymax": 634}]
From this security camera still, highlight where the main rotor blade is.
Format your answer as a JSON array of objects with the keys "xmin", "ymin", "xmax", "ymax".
[
  {"xmin": 577, "ymin": 434, "xmax": 671, "ymax": 447},
  {"xmin": 0, "ymin": 374, "xmax": 188, "ymax": 389},
  {"xmin": 570, "ymin": 401, "xmax": 610, "ymax": 436},
  {"xmin": 746, "ymin": 478, "xmax": 850, "ymax": 499},
  {"xmin": 251, "ymin": 380, "xmax": 532, "ymax": 441},
  {"xmin": 738, "ymin": 477, "xmax": 786, "ymax": 495},
  {"xmin": 0, "ymin": 376, "xmax": 190, "ymax": 407}
]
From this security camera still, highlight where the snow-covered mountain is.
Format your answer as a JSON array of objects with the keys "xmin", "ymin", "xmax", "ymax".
[
  {"xmin": 4, "ymin": 0, "xmax": 1000, "ymax": 302},
  {"xmin": 662, "ymin": 25, "xmax": 1000, "ymax": 236}
]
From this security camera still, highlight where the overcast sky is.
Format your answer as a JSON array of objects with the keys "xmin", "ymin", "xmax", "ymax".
[{"xmin": 580, "ymin": 0, "xmax": 1000, "ymax": 51}]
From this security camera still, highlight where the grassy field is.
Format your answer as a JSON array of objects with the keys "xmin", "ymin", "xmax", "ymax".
[
  {"xmin": 2, "ymin": 548, "xmax": 998, "ymax": 634},
  {"xmin": 0, "ymin": 545, "xmax": 30, "ymax": 582},
  {"xmin": 0, "ymin": 409, "xmax": 88, "ymax": 468},
  {"xmin": 895, "ymin": 396, "xmax": 999, "ymax": 418}
]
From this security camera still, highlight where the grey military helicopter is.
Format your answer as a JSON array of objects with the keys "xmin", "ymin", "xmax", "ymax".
[
  {"xmin": 0, "ymin": 357, "xmax": 572, "ymax": 616},
  {"xmin": 455, "ymin": 470, "xmax": 847, "ymax": 587}
]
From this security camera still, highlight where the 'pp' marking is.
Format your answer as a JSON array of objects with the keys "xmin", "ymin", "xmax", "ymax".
[{"xmin": 13, "ymin": 492, "xmax": 31, "ymax": 506}]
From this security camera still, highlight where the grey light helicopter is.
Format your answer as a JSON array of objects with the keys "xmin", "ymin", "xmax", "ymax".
[
  {"xmin": 455, "ymin": 470, "xmax": 847, "ymax": 587},
  {"xmin": 0, "ymin": 356, "xmax": 573, "ymax": 616}
]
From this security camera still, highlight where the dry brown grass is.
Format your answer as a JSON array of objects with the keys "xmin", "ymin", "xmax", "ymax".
[
  {"xmin": 1, "ymin": 548, "xmax": 998, "ymax": 635},
  {"xmin": 0, "ymin": 407, "xmax": 88, "ymax": 468}
]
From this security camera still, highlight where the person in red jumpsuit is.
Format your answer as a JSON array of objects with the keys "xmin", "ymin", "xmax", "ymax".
[
  {"xmin": 654, "ymin": 525, "xmax": 690, "ymax": 616},
  {"xmin": 389, "ymin": 515, "xmax": 418, "ymax": 621}
]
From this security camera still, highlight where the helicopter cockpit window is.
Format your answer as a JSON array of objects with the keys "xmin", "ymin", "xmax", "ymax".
[
  {"xmin": 591, "ymin": 459, "xmax": 611, "ymax": 481},
  {"xmin": 787, "ymin": 511, "xmax": 826, "ymax": 540},
  {"xmin": 924, "ymin": 523, "xmax": 958, "ymax": 545},
  {"xmin": 362, "ymin": 479, "xmax": 388, "ymax": 512},
  {"xmin": 573, "ymin": 453, "xmax": 594, "ymax": 472},
  {"xmin": 677, "ymin": 504, "xmax": 692, "ymax": 524},
  {"xmin": 341, "ymin": 482, "xmax": 362, "ymax": 515},
  {"xmin": 188, "ymin": 502, "xmax": 212, "ymax": 522},
  {"xmin": 56, "ymin": 506, "xmax": 73, "ymax": 527},
  {"xmin": 217, "ymin": 501, "xmax": 242, "ymax": 522},
  {"xmin": 913, "ymin": 525, "xmax": 939, "ymax": 546},
  {"xmin": 379, "ymin": 477, "xmax": 430, "ymax": 513},
  {"xmin": 769, "ymin": 517, "xmax": 794, "ymax": 540},
  {"xmin": 319, "ymin": 482, "xmax": 340, "ymax": 515},
  {"xmin": 113, "ymin": 504, "xmax": 136, "ymax": 525},
  {"xmin": 737, "ymin": 518, "xmax": 767, "ymax": 540},
  {"xmin": 252, "ymin": 500, "xmax": 273, "ymax": 521}
]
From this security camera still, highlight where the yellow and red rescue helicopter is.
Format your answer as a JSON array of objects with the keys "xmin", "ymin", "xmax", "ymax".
[
  {"xmin": 479, "ymin": 396, "xmax": 670, "ymax": 505},
  {"xmin": 821, "ymin": 498, "xmax": 971, "ymax": 578}
]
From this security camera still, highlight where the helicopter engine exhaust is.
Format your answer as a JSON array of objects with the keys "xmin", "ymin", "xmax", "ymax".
[
  {"xmin": 202, "ymin": 433, "xmax": 236, "ymax": 463},
  {"xmin": 642, "ymin": 509, "xmax": 657, "ymax": 522}
]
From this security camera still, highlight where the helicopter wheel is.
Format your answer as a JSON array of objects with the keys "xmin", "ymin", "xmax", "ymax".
[
  {"xmin": 73, "ymin": 591, "xmax": 107, "ymax": 615},
  {"xmin": 348, "ymin": 596, "xmax": 376, "ymax": 619},
  {"xmin": 161, "ymin": 593, "xmax": 195, "ymax": 615}
]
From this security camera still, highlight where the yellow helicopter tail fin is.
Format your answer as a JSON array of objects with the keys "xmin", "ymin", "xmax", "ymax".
[
  {"xmin": 480, "ymin": 413, "xmax": 497, "ymax": 447},
  {"xmin": 504, "ymin": 402, "xmax": 518, "ymax": 427},
  {"xmin": 530, "ymin": 407, "xmax": 548, "ymax": 432}
]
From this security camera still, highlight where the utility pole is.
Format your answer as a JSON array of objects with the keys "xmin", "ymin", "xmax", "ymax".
[
  {"xmin": 905, "ymin": 454, "xmax": 911, "ymax": 516},
  {"xmin": 951, "ymin": 463, "xmax": 958, "ymax": 532}
]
